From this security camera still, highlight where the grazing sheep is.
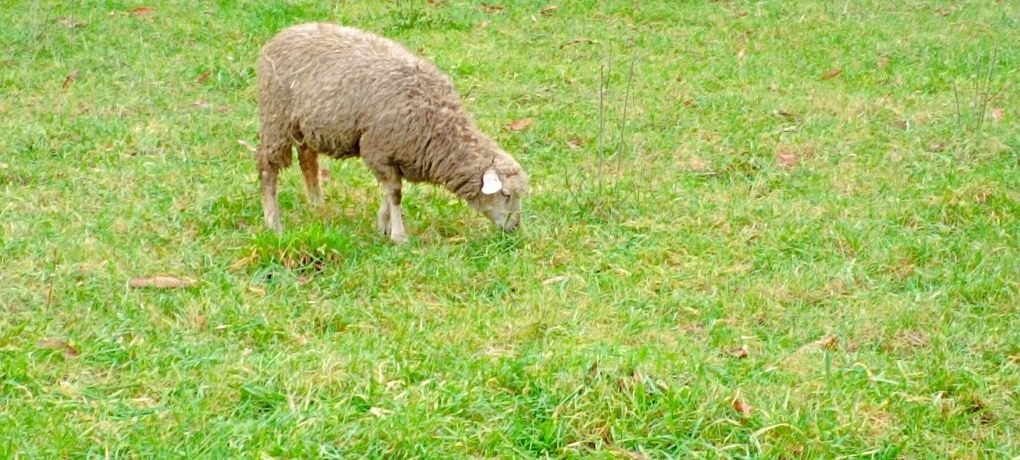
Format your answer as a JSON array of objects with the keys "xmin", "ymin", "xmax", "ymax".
[{"xmin": 255, "ymin": 23, "xmax": 529, "ymax": 243}]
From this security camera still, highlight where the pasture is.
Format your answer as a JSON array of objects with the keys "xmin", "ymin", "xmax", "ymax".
[{"xmin": 1, "ymin": 0, "xmax": 1018, "ymax": 457}]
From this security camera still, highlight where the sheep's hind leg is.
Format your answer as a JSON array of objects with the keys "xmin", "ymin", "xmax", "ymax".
[
  {"xmin": 256, "ymin": 118, "xmax": 293, "ymax": 233},
  {"xmin": 260, "ymin": 166, "xmax": 283, "ymax": 234},
  {"xmin": 298, "ymin": 145, "xmax": 323, "ymax": 206},
  {"xmin": 257, "ymin": 139, "xmax": 291, "ymax": 234}
]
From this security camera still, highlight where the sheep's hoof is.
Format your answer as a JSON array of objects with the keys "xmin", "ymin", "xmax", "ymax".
[
  {"xmin": 265, "ymin": 217, "xmax": 283, "ymax": 234},
  {"xmin": 390, "ymin": 233, "xmax": 408, "ymax": 244}
]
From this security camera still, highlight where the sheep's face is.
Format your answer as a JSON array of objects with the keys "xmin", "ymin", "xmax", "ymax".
[{"xmin": 468, "ymin": 167, "xmax": 527, "ymax": 232}]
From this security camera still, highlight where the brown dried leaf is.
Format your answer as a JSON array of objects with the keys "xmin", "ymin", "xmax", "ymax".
[
  {"xmin": 297, "ymin": 276, "xmax": 310, "ymax": 286},
  {"xmin": 62, "ymin": 69, "xmax": 78, "ymax": 89},
  {"xmin": 561, "ymin": 37, "xmax": 596, "ymax": 48},
  {"xmin": 776, "ymin": 110, "xmax": 799, "ymax": 120},
  {"xmin": 799, "ymin": 335, "xmax": 839, "ymax": 352},
  {"xmin": 238, "ymin": 139, "xmax": 257, "ymax": 153},
  {"xmin": 129, "ymin": 276, "xmax": 195, "ymax": 289},
  {"xmin": 542, "ymin": 275, "xmax": 568, "ymax": 286},
  {"xmin": 540, "ymin": 5, "xmax": 559, "ymax": 15},
  {"xmin": 817, "ymin": 335, "xmax": 839, "ymax": 349},
  {"xmin": 506, "ymin": 118, "xmax": 533, "ymax": 131},
  {"xmin": 196, "ymin": 69, "xmax": 212, "ymax": 83},
  {"xmin": 821, "ymin": 68, "xmax": 842, "ymax": 80},
  {"xmin": 877, "ymin": 56, "xmax": 889, "ymax": 69},
  {"xmin": 131, "ymin": 6, "xmax": 155, "ymax": 15},
  {"xmin": 565, "ymin": 138, "xmax": 581, "ymax": 150},
  {"xmin": 990, "ymin": 107, "xmax": 1004, "ymax": 121},
  {"xmin": 731, "ymin": 346, "xmax": 749, "ymax": 359},
  {"xmin": 732, "ymin": 397, "xmax": 752, "ymax": 417},
  {"xmin": 38, "ymin": 339, "xmax": 79, "ymax": 357},
  {"xmin": 777, "ymin": 146, "xmax": 798, "ymax": 167},
  {"xmin": 936, "ymin": 5, "xmax": 958, "ymax": 16},
  {"xmin": 737, "ymin": 47, "xmax": 746, "ymax": 61},
  {"xmin": 477, "ymin": 20, "xmax": 490, "ymax": 30},
  {"xmin": 480, "ymin": 3, "xmax": 504, "ymax": 13}
]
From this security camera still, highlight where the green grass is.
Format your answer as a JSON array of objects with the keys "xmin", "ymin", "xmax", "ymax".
[{"xmin": 2, "ymin": 0, "xmax": 1019, "ymax": 457}]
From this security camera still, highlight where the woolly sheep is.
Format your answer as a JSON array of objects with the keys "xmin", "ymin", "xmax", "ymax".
[{"xmin": 255, "ymin": 23, "xmax": 529, "ymax": 243}]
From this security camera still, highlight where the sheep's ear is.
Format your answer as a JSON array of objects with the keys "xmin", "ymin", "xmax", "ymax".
[{"xmin": 481, "ymin": 169, "xmax": 502, "ymax": 195}]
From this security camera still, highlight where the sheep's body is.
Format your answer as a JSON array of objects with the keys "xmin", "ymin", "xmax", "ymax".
[{"xmin": 255, "ymin": 23, "xmax": 527, "ymax": 242}]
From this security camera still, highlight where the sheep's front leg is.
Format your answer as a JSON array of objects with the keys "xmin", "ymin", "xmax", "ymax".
[
  {"xmin": 377, "ymin": 181, "xmax": 407, "ymax": 244},
  {"xmin": 375, "ymin": 194, "xmax": 391, "ymax": 236},
  {"xmin": 387, "ymin": 184, "xmax": 408, "ymax": 244}
]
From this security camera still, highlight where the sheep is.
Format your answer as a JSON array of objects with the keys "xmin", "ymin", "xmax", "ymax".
[{"xmin": 255, "ymin": 23, "xmax": 529, "ymax": 243}]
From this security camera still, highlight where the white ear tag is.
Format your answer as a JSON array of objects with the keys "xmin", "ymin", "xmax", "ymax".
[{"xmin": 481, "ymin": 169, "xmax": 502, "ymax": 195}]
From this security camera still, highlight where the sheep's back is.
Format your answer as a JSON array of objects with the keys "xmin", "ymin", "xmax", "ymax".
[{"xmin": 257, "ymin": 23, "xmax": 456, "ymax": 157}]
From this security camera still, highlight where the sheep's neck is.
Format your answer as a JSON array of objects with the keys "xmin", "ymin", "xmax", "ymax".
[{"xmin": 424, "ymin": 126, "xmax": 491, "ymax": 199}]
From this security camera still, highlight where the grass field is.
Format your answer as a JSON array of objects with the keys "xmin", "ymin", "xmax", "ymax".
[{"xmin": 2, "ymin": 0, "xmax": 1019, "ymax": 457}]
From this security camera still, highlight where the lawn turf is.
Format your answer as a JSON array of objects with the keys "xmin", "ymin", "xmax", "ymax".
[{"xmin": 1, "ymin": 0, "xmax": 1019, "ymax": 457}]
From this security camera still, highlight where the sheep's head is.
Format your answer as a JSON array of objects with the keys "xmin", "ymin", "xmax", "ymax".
[{"xmin": 467, "ymin": 155, "xmax": 528, "ymax": 232}]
